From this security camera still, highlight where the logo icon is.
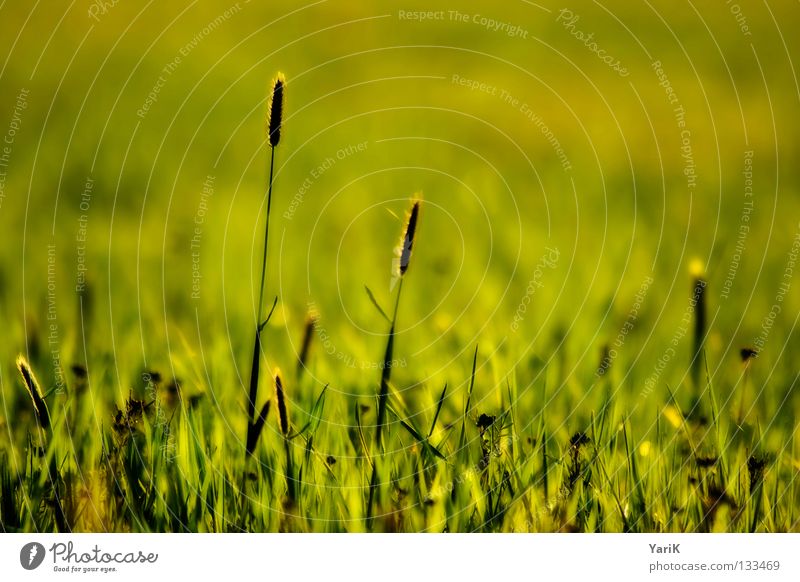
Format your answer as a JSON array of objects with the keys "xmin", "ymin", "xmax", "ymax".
[{"xmin": 20, "ymin": 542, "xmax": 46, "ymax": 570}]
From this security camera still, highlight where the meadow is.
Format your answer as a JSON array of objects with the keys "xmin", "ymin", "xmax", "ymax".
[{"xmin": 1, "ymin": 1, "xmax": 799, "ymax": 532}]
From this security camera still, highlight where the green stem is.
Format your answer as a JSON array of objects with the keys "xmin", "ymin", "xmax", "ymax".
[
  {"xmin": 246, "ymin": 146, "xmax": 277, "ymax": 458},
  {"xmin": 367, "ymin": 278, "xmax": 404, "ymax": 526},
  {"xmin": 284, "ymin": 438, "xmax": 295, "ymax": 503},
  {"xmin": 375, "ymin": 278, "xmax": 403, "ymax": 444}
]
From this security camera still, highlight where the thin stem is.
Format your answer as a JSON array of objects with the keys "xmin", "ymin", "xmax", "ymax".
[
  {"xmin": 284, "ymin": 438, "xmax": 295, "ymax": 502},
  {"xmin": 367, "ymin": 278, "xmax": 404, "ymax": 525},
  {"xmin": 391, "ymin": 278, "xmax": 403, "ymax": 327},
  {"xmin": 375, "ymin": 277, "xmax": 403, "ymax": 447},
  {"xmin": 246, "ymin": 146, "xmax": 277, "ymax": 457},
  {"xmin": 256, "ymin": 146, "xmax": 277, "ymax": 330}
]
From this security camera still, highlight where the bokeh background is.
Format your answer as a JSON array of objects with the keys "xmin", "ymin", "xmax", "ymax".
[{"xmin": 1, "ymin": 1, "xmax": 799, "ymax": 532}]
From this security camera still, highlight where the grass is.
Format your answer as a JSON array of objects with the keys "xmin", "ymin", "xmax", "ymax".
[
  {"xmin": 367, "ymin": 198, "xmax": 419, "ymax": 525},
  {"xmin": 3, "ymin": 251, "xmax": 797, "ymax": 532},
  {"xmin": 244, "ymin": 73, "xmax": 284, "ymax": 460},
  {"xmin": 3, "ymin": 160, "xmax": 799, "ymax": 534},
  {"xmin": 1, "ymin": 1, "xmax": 799, "ymax": 533}
]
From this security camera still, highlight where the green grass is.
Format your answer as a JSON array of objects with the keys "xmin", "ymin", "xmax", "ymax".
[{"xmin": 1, "ymin": 1, "xmax": 799, "ymax": 532}]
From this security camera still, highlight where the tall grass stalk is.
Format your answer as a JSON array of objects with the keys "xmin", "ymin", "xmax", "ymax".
[
  {"xmin": 367, "ymin": 199, "xmax": 420, "ymax": 526},
  {"xmin": 17, "ymin": 355, "xmax": 50, "ymax": 432},
  {"xmin": 16, "ymin": 355, "xmax": 67, "ymax": 531},
  {"xmin": 245, "ymin": 73, "xmax": 284, "ymax": 459},
  {"xmin": 296, "ymin": 314, "xmax": 316, "ymax": 380},
  {"xmin": 690, "ymin": 260, "xmax": 707, "ymax": 391}
]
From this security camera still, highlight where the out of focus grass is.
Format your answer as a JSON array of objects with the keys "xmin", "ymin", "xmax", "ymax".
[{"xmin": 0, "ymin": 1, "xmax": 798, "ymax": 532}]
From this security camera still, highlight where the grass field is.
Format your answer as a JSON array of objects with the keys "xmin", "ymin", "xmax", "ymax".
[{"xmin": 1, "ymin": 1, "xmax": 800, "ymax": 532}]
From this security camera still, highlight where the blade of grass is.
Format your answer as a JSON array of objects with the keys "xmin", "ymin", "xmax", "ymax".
[{"xmin": 428, "ymin": 383, "xmax": 448, "ymax": 439}]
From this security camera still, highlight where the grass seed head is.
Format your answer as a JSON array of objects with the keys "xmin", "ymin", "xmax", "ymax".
[
  {"xmin": 476, "ymin": 413, "xmax": 495, "ymax": 432},
  {"xmin": 569, "ymin": 431, "xmax": 591, "ymax": 450},
  {"xmin": 747, "ymin": 454, "xmax": 768, "ymax": 491},
  {"xmin": 16, "ymin": 355, "xmax": 50, "ymax": 430},
  {"xmin": 740, "ymin": 347, "xmax": 758, "ymax": 363},
  {"xmin": 395, "ymin": 198, "xmax": 421, "ymax": 278},
  {"xmin": 268, "ymin": 73, "xmax": 285, "ymax": 148},
  {"xmin": 297, "ymin": 314, "xmax": 317, "ymax": 373},
  {"xmin": 275, "ymin": 369, "xmax": 290, "ymax": 436}
]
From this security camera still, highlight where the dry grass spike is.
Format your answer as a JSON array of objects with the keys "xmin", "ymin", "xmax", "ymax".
[
  {"xmin": 395, "ymin": 197, "xmax": 421, "ymax": 278},
  {"xmin": 268, "ymin": 73, "xmax": 285, "ymax": 148},
  {"xmin": 16, "ymin": 355, "xmax": 51, "ymax": 430},
  {"xmin": 275, "ymin": 369, "xmax": 290, "ymax": 436}
]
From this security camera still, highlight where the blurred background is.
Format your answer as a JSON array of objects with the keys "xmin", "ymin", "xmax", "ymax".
[{"xmin": 0, "ymin": 0, "xmax": 798, "ymax": 434}]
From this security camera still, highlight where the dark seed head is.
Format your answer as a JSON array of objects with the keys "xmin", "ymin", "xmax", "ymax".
[
  {"xmin": 476, "ymin": 413, "xmax": 495, "ymax": 431},
  {"xmin": 747, "ymin": 454, "xmax": 768, "ymax": 491},
  {"xmin": 569, "ymin": 431, "xmax": 591, "ymax": 449},
  {"xmin": 695, "ymin": 455, "xmax": 718, "ymax": 469},
  {"xmin": 297, "ymin": 314, "xmax": 316, "ymax": 373},
  {"xmin": 275, "ymin": 370, "xmax": 290, "ymax": 436},
  {"xmin": 740, "ymin": 347, "xmax": 758, "ymax": 362},
  {"xmin": 267, "ymin": 74, "xmax": 285, "ymax": 148},
  {"xmin": 70, "ymin": 364, "xmax": 88, "ymax": 380},
  {"xmin": 400, "ymin": 200, "xmax": 420, "ymax": 277},
  {"xmin": 16, "ymin": 355, "xmax": 50, "ymax": 430},
  {"xmin": 125, "ymin": 396, "xmax": 150, "ymax": 424}
]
